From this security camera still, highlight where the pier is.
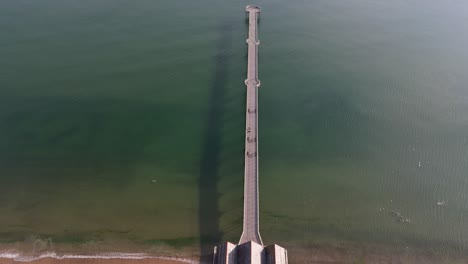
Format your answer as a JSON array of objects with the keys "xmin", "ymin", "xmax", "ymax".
[
  {"xmin": 239, "ymin": 4, "xmax": 262, "ymax": 246},
  {"xmin": 213, "ymin": 6, "xmax": 288, "ymax": 264}
]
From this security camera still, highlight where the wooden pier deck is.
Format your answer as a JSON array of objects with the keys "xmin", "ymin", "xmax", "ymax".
[
  {"xmin": 213, "ymin": 7, "xmax": 289, "ymax": 263},
  {"xmin": 239, "ymin": 5, "xmax": 262, "ymax": 246}
]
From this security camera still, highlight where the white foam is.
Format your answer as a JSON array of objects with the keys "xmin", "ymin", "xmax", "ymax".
[
  {"xmin": 0, "ymin": 252, "xmax": 20, "ymax": 258},
  {"xmin": 0, "ymin": 251, "xmax": 197, "ymax": 263}
]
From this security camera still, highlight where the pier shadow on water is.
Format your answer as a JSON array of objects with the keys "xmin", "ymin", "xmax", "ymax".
[{"xmin": 198, "ymin": 22, "xmax": 233, "ymax": 261}]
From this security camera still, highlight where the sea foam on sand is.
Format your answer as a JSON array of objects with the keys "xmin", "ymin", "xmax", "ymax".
[{"xmin": 0, "ymin": 251, "xmax": 196, "ymax": 263}]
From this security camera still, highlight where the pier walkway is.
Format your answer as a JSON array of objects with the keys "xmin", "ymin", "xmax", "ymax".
[
  {"xmin": 239, "ymin": 5, "xmax": 262, "ymax": 246},
  {"xmin": 212, "ymin": 6, "xmax": 288, "ymax": 263}
]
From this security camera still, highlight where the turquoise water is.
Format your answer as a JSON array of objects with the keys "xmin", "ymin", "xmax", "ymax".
[{"xmin": 1, "ymin": 0, "xmax": 468, "ymax": 262}]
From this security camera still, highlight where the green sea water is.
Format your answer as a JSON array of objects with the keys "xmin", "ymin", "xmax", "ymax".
[{"xmin": 1, "ymin": 0, "xmax": 468, "ymax": 262}]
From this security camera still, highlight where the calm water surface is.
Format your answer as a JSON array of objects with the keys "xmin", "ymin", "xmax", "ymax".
[{"xmin": 1, "ymin": 0, "xmax": 468, "ymax": 261}]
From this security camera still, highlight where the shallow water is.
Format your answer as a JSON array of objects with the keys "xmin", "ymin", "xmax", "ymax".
[{"xmin": 1, "ymin": 0, "xmax": 468, "ymax": 262}]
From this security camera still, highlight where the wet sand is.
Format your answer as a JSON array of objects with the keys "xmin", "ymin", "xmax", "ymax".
[
  {"xmin": 1, "ymin": 238, "xmax": 467, "ymax": 264},
  {"xmin": 0, "ymin": 258, "xmax": 190, "ymax": 264},
  {"xmin": 2, "ymin": 245, "xmax": 468, "ymax": 264},
  {"xmin": 2, "ymin": 248, "xmax": 468, "ymax": 264},
  {"xmin": 286, "ymin": 244, "xmax": 468, "ymax": 264},
  {"xmin": 2, "ymin": 253, "xmax": 467, "ymax": 264},
  {"xmin": 0, "ymin": 257, "xmax": 197, "ymax": 264}
]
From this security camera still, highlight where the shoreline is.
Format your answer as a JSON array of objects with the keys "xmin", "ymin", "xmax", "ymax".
[
  {"xmin": 0, "ymin": 252, "xmax": 197, "ymax": 264},
  {"xmin": 1, "ymin": 242, "xmax": 468, "ymax": 264},
  {"xmin": 1, "ymin": 234, "xmax": 467, "ymax": 264}
]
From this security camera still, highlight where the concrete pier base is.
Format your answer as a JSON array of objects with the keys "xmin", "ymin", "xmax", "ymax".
[{"xmin": 213, "ymin": 241, "xmax": 288, "ymax": 264}]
